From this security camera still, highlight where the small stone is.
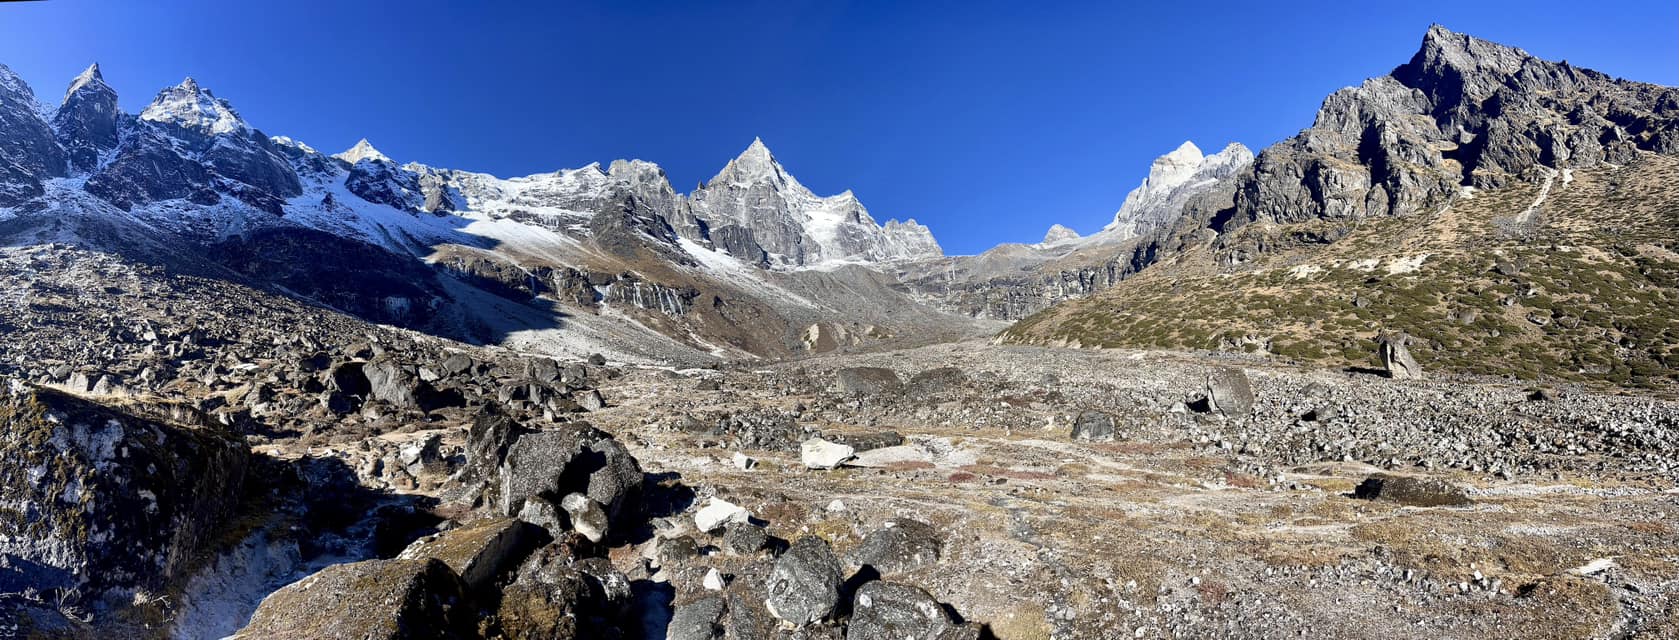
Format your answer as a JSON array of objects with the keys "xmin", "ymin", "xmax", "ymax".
[
  {"xmin": 560, "ymin": 493, "xmax": 610, "ymax": 543},
  {"xmin": 703, "ymin": 568, "xmax": 726, "ymax": 590},
  {"xmin": 731, "ymin": 452, "xmax": 756, "ymax": 470}
]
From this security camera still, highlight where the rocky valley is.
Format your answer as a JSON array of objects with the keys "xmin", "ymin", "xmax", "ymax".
[{"xmin": 0, "ymin": 23, "xmax": 1676, "ymax": 640}]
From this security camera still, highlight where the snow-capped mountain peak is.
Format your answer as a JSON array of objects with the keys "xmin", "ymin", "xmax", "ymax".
[
  {"xmin": 139, "ymin": 77, "xmax": 249, "ymax": 135},
  {"xmin": 63, "ymin": 63, "xmax": 108, "ymax": 102},
  {"xmin": 334, "ymin": 138, "xmax": 392, "ymax": 165},
  {"xmin": 1097, "ymin": 140, "xmax": 1253, "ymax": 240}
]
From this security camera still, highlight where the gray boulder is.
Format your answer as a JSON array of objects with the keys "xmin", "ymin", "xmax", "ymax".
[
  {"xmin": 847, "ymin": 581, "xmax": 980, "ymax": 640},
  {"xmin": 1205, "ymin": 367, "xmax": 1255, "ymax": 417},
  {"xmin": 849, "ymin": 519, "xmax": 942, "ymax": 575},
  {"xmin": 667, "ymin": 595, "xmax": 727, "ymax": 640},
  {"xmin": 766, "ymin": 536, "xmax": 844, "ymax": 626},
  {"xmin": 1380, "ymin": 332, "xmax": 1424, "ymax": 380},
  {"xmin": 0, "ymin": 385, "xmax": 248, "ymax": 600},
  {"xmin": 1354, "ymin": 473, "xmax": 1471, "ymax": 507},
  {"xmin": 1070, "ymin": 410, "xmax": 1117, "ymax": 442},
  {"xmin": 234, "ymin": 558, "xmax": 476, "ymax": 640}
]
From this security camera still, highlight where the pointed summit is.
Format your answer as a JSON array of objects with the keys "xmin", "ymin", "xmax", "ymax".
[
  {"xmin": 63, "ymin": 63, "xmax": 108, "ymax": 101},
  {"xmin": 1398, "ymin": 25, "xmax": 1528, "ymax": 88},
  {"xmin": 334, "ymin": 138, "xmax": 392, "ymax": 165},
  {"xmin": 140, "ymin": 77, "xmax": 248, "ymax": 135},
  {"xmin": 1041, "ymin": 224, "xmax": 1080, "ymax": 245},
  {"xmin": 55, "ymin": 62, "xmax": 120, "ymax": 172},
  {"xmin": 709, "ymin": 137, "xmax": 794, "ymax": 188}
]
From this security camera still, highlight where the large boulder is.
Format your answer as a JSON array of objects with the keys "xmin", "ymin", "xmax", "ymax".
[
  {"xmin": 0, "ymin": 384, "xmax": 248, "ymax": 601},
  {"xmin": 801, "ymin": 438, "xmax": 856, "ymax": 470},
  {"xmin": 398, "ymin": 517, "xmax": 542, "ymax": 593},
  {"xmin": 848, "ymin": 581, "xmax": 981, "ymax": 640},
  {"xmin": 834, "ymin": 367, "xmax": 904, "ymax": 396},
  {"xmin": 1380, "ymin": 332, "xmax": 1424, "ymax": 380},
  {"xmin": 766, "ymin": 536, "xmax": 843, "ymax": 626},
  {"xmin": 499, "ymin": 545, "xmax": 633, "ymax": 639},
  {"xmin": 233, "ymin": 558, "xmax": 477, "ymax": 640},
  {"xmin": 1354, "ymin": 473, "xmax": 1471, "ymax": 507},
  {"xmin": 1205, "ymin": 367, "xmax": 1255, "ymax": 417},
  {"xmin": 667, "ymin": 595, "xmax": 727, "ymax": 640},
  {"xmin": 849, "ymin": 519, "xmax": 942, "ymax": 576},
  {"xmin": 1069, "ymin": 410, "xmax": 1117, "ymax": 442},
  {"xmin": 495, "ymin": 423, "xmax": 643, "ymax": 537}
]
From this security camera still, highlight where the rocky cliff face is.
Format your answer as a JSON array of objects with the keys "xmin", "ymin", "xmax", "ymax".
[
  {"xmin": 0, "ymin": 65, "xmax": 67, "ymax": 206},
  {"xmin": 1229, "ymin": 25, "xmax": 1679, "ymax": 230},
  {"xmin": 52, "ymin": 64, "xmax": 119, "ymax": 174},
  {"xmin": 1098, "ymin": 141, "xmax": 1252, "ymax": 241}
]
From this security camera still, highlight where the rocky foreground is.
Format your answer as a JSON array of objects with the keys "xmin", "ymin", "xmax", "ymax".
[{"xmin": 4, "ymin": 296, "xmax": 1677, "ymax": 639}]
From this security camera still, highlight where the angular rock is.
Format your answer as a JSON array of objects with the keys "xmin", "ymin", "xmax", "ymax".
[
  {"xmin": 849, "ymin": 519, "xmax": 942, "ymax": 575},
  {"xmin": 1380, "ymin": 332, "xmax": 1424, "ymax": 380},
  {"xmin": 1070, "ymin": 410, "xmax": 1117, "ymax": 442},
  {"xmin": 801, "ymin": 437, "xmax": 856, "ymax": 470},
  {"xmin": 694, "ymin": 496, "xmax": 751, "ymax": 533},
  {"xmin": 848, "ymin": 581, "xmax": 977, "ymax": 640},
  {"xmin": 516, "ymin": 495, "xmax": 566, "ymax": 540},
  {"xmin": 667, "ymin": 595, "xmax": 727, "ymax": 640},
  {"xmin": 906, "ymin": 367, "xmax": 970, "ymax": 395},
  {"xmin": 560, "ymin": 492, "xmax": 610, "ymax": 543},
  {"xmin": 723, "ymin": 520, "xmax": 769, "ymax": 555},
  {"xmin": 398, "ymin": 517, "xmax": 542, "ymax": 593},
  {"xmin": 1354, "ymin": 473, "xmax": 1472, "ymax": 507},
  {"xmin": 234, "ymin": 558, "xmax": 476, "ymax": 640},
  {"xmin": 1205, "ymin": 367, "xmax": 1255, "ymax": 417},
  {"xmin": 766, "ymin": 536, "xmax": 843, "ymax": 626}
]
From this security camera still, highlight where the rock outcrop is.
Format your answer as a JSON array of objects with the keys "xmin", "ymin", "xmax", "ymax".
[{"xmin": 0, "ymin": 383, "xmax": 248, "ymax": 601}]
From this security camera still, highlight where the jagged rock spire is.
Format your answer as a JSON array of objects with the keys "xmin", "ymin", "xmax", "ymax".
[{"xmin": 55, "ymin": 62, "xmax": 120, "ymax": 173}]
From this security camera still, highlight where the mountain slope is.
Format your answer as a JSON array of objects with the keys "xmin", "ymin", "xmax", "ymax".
[
  {"xmin": 1003, "ymin": 27, "xmax": 1679, "ymax": 389},
  {"xmin": 0, "ymin": 68, "xmax": 982, "ymax": 364}
]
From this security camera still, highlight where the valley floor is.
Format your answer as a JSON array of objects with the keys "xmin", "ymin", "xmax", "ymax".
[{"xmin": 584, "ymin": 340, "xmax": 1678, "ymax": 639}]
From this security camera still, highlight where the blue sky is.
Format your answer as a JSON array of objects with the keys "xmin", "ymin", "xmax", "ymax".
[{"xmin": 1, "ymin": 1, "xmax": 1673, "ymax": 255}]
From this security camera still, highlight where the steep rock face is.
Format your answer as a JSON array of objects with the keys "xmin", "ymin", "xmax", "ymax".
[
  {"xmin": 339, "ymin": 140, "xmax": 429, "ymax": 214},
  {"xmin": 690, "ymin": 139, "xmax": 942, "ymax": 266},
  {"xmin": 52, "ymin": 64, "xmax": 120, "ymax": 174},
  {"xmin": 0, "ymin": 64, "xmax": 68, "ymax": 206},
  {"xmin": 0, "ymin": 383, "xmax": 248, "ymax": 600},
  {"xmin": 1099, "ymin": 141, "xmax": 1252, "ymax": 241},
  {"xmin": 1230, "ymin": 25, "xmax": 1679, "ymax": 229}
]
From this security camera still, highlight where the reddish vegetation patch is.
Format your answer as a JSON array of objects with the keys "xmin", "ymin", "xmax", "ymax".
[
  {"xmin": 1196, "ymin": 580, "xmax": 1230, "ymax": 606},
  {"xmin": 947, "ymin": 472, "xmax": 979, "ymax": 483},
  {"xmin": 884, "ymin": 460, "xmax": 936, "ymax": 471},
  {"xmin": 1224, "ymin": 471, "xmax": 1266, "ymax": 489}
]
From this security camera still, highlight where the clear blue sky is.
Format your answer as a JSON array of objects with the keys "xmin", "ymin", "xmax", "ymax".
[{"xmin": 1, "ymin": 1, "xmax": 1673, "ymax": 254}]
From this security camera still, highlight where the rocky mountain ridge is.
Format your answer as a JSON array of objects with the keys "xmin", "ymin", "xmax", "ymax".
[{"xmin": 1003, "ymin": 26, "xmax": 1679, "ymax": 389}]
